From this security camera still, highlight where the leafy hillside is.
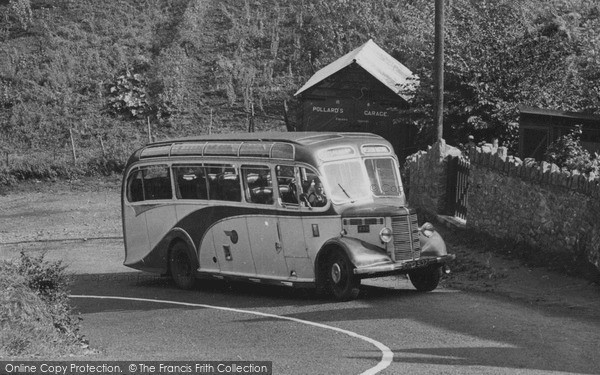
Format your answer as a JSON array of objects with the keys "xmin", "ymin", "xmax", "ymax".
[{"xmin": 1, "ymin": 0, "xmax": 599, "ymax": 181}]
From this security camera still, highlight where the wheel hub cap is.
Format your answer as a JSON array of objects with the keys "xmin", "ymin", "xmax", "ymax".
[{"xmin": 331, "ymin": 263, "xmax": 341, "ymax": 284}]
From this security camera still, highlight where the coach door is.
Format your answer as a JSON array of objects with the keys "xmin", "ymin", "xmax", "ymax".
[
  {"xmin": 242, "ymin": 165, "xmax": 289, "ymax": 278},
  {"xmin": 274, "ymin": 165, "xmax": 313, "ymax": 281},
  {"xmin": 206, "ymin": 164, "xmax": 257, "ymax": 276}
]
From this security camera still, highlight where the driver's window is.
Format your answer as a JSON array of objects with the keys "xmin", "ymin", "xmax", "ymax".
[
  {"xmin": 276, "ymin": 165, "xmax": 299, "ymax": 205},
  {"xmin": 298, "ymin": 167, "xmax": 326, "ymax": 208},
  {"xmin": 242, "ymin": 165, "xmax": 273, "ymax": 205},
  {"xmin": 300, "ymin": 168, "xmax": 320, "ymax": 197}
]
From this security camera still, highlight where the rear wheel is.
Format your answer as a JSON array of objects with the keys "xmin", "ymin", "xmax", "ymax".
[
  {"xmin": 409, "ymin": 266, "xmax": 442, "ymax": 292},
  {"xmin": 324, "ymin": 249, "xmax": 360, "ymax": 301},
  {"xmin": 169, "ymin": 242, "xmax": 195, "ymax": 290}
]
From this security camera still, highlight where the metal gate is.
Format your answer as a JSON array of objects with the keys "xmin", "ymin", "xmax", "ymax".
[{"xmin": 445, "ymin": 156, "xmax": 470, "ymax": 220}]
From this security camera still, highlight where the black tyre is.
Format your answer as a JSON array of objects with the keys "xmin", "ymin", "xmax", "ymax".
[
  {"xmin": 409, "ymin": 266, "xmax": 442, "ymax": 292},
  {"xmin": 324, "ymin": 249, "xmax": 360, "ymax": 301},
  {"xmin": 169, "ymin": 242, "xmax": 196, "ymax": 290}
]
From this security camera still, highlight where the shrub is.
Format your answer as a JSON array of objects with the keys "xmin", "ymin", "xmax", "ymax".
[
  {"xmin": 0, "ymin": 155, "xmax": 87, "ymax": 185},
  {"xmin": 0, "ymin": 252, "xmax": 87, "ymax": 357},
  {"xmin": 0, "ymin": 149, "xmax": 129, "ymax": 185},
  {"xmin": 0, "ymin": 263, "xmax": 56, "ymax": 357},
  {"xmin": 0, "ymin": 167, "xmax": 18, "ymax": 186},
  {"xmin": 544, "ymin": 125, "xmax": 600, "ymax": 175},
  {"xmin": 18, "ymin": 251, "xmax": 83, "ymax": 340},
  {"xmin": 86, "ymin": 155, "xmax": 126, "ymax": 176}
]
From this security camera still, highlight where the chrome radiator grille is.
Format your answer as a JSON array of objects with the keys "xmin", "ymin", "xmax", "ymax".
[{"xmin": 391, "ymin": 214, "xmax": 421, "ymax": 261}]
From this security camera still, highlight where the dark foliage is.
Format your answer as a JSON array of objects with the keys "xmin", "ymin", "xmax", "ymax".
[
  {"xmin": 0, "ymin": 0, "xmax": 599, "ymax": 181},
  {"xmin": 544, "ymin": 125, "xmax": 600, "ymax": 175}
]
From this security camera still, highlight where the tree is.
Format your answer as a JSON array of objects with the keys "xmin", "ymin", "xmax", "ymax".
[
  {"xmin": 105, "ymin": 69, "xmax": 173, "ymax": 122},
  {"xmin": 544, "ymin": 125, "xmax": 600, "ymax": 174},
  {"xmin": 9, "ymin": 0, "xmax": 32, "ymax": 30},
  {"xmin": 402, "ymin": 0, "xmax": 600, "ymax": 151}
]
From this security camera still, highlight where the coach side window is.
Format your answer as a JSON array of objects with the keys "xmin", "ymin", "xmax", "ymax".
[
  {"xmin": 143, "ymin": 165, "xmax": 172, "ymax": 200},
  {"xmin": 127, "ymin": 169, "xmax": 144, "ymax": 202},
  {"xmin": 173, "ymin": 165, "xmax": 208, "ymax": 200},
  {"xmin": 276, "ymin": 165, "xmax": 299, "ymax": 205},
  {"xmin": 127, "ymin": 165, "xmax": 172, "ymax": 202},
  {"xmin": 206, "ymin": 164, "xmax": 241, "ymax": 202},
  {"xmin": 242, "ymin": 165, "xmax": 273, "ymax": 205}
]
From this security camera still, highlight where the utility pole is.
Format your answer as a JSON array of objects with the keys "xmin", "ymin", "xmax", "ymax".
[{"xmin": 434, "ymin": 0, "xmax": 445, "ymax": 141}]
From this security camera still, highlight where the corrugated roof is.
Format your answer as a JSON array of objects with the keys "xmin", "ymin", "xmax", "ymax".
[
  {"xmin": 294, "ymin": 39, "xmax": 418, "ymax": 101},
  {"xmin": 519, "ymin": 105, "xmax": 600, "ymax": 122}
]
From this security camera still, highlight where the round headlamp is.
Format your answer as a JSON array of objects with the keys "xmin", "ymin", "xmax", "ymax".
[
  {"xmin": 419, "ymin": 222, "xmax": 435, "ymax": 238},
  {"xmin": 379, "ymin": 227, "xmax": 393, "ymax": 243}
]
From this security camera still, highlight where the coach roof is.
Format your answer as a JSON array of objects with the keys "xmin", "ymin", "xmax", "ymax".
[
  {"xmin": 125, "ymin": 131, "xmax": 392, "ymax": 169},
  {"xmin": 148, "ymin": 131, "xmax": 384, "ymax": 146}
]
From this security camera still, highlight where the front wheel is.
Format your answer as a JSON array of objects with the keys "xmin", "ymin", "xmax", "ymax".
[
  {"xmin": 169, "ymin": 242, "xmax": 196, "ymax": 290},
  {"xmin": 324, "ymin": 249, "xmax": 360, "ymax": 301},
  {"xmin": 409, "ymin": 266, "xmax": 442, "ymax": 292}
]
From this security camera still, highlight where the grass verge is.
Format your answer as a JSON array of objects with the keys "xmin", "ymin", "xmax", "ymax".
[
  {"xmin": 438, "ymin": 225, "xmax": 600, "ymax": 291},
  {"xmin": 0, "ymin": 252, "xmax": 92, "ymax": 358}
]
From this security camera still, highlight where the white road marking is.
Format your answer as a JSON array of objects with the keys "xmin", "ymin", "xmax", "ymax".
[{"xmin": 70, "ymin": 294, "xmax": 393, "ymax": 375}]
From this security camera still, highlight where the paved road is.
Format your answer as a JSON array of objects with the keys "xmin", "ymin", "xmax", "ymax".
[
  {"xmin": 1, "ymin": 185, "xmax": 599, "ymax": 374},
  {"xmin": 3, "ymin": 238, "xmax": 599, "ymax": 375}
]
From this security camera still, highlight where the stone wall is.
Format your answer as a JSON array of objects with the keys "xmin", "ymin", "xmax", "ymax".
[
  {"xmin": 406, "ymin": 141, "xmax": 600, "ymax": 272},
  {"xmin": 467, "ymin": 145, "xmax": 600, "ymax": 271},
  {"xmin": 405, "ymin": 139, "xmax": 461, "ymax": 218}
]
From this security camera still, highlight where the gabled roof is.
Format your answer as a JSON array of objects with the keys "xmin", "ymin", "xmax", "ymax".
[{"xmin": 294, "ymin": 39, "xmax": 418, "ymax": 101}]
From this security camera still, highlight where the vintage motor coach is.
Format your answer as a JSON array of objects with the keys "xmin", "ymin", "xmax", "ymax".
[{"xmin": 122, "ymin": 132, "xmax": 454, "ymax": 300}]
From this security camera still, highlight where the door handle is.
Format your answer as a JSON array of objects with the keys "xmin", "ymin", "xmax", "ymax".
[{"xmin": 275, "ymin": 221, "xmax": 283, "ymax": 253}]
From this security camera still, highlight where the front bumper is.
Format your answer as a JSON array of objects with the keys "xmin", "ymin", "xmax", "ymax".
[{"xmin": 353, "ymin": 254, "xmax": 456, "ymax": 276}]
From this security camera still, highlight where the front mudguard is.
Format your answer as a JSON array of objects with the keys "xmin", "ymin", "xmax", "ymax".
[
  {"xmin": 316, "ymin": 231, "xmax": 452, "ymax": 280},
  {"xmin": 314, "ymin": 236, "xmax": 391, "ymax": 290},
  {"xmin": 317, "ymin": 237, "xmax": 391, "ymax": 270},
  {"xmin": 317, "ymin": 230, "xmax": 449, "ymax": 270},
  {"xmin": 419, "ymin": 229, "xmax": 447, "ymax": 257}
]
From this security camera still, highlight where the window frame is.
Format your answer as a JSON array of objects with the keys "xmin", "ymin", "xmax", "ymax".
[
  {"xmin": 275, "ymin": 164, "xmax": 301, "ymax": 208},
  {"xmin": 364, "ymin": 157, "xmax": 402, "ymax": 197},
  {"xmin": 204, "ymin": 163, "xmax": 242, "ymax": 202},
  {"xmin": 172, "ymin": 164, "xmax": 210, "ymax": 201},
  {"xmin": 125, "ymin": 164, "xmax": 174, "ymax": 203},
  {"xmin": 241, "ymin": 164, "xmax": 274, "ymax": 205}
]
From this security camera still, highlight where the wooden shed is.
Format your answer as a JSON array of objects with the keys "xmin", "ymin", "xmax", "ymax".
[
  {"xmin": 519, "ymin": 106, "xmax": 600, "ymax": 160},
  {"xmin": 294, "ymin": 39, "xmax": 418, "ymax": 160}
]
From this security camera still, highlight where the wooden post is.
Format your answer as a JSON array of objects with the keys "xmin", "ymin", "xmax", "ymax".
[
  {"xmin": 69, "ymin": 128, "xmax": 77, "ymax": 162},
  {"xmin": 147, "ymin": 116, "xmax": 152, "ymax": 143},
  {"xmin": 283, "ymin": 100, "xmax": 295, "ymax": 132},
  {"xmin": 434, "ymin": 0, "xmax": 445, "ymax": 142},
  {"xmin": 209, "ymin": 108, "xmax": 213, "ymax": 135},
  {"xmin": 247, "ymin": 112, "xmax": 251, "ymax": 132},
  {"xmin": 99, "ymin": 137, "xmax": 106, "ymax": 157},
  {"xmin": 247, "ymin": 103, "xmax": 255, "ymax": 133},
  {"xmin": 251, "ymin": 103, "xmax": 255, "ymax": 132}
]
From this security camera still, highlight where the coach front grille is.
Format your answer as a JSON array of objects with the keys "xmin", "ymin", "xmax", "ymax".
[{"xmin": 391, "ymin": 214, "xmax": 421, "ymax": 261}]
